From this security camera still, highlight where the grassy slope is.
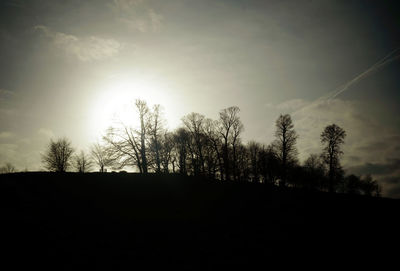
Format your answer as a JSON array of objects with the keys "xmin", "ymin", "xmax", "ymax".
[{"xmin": 1, "ymin": 172, "xmax": 399, "ymax": 269}]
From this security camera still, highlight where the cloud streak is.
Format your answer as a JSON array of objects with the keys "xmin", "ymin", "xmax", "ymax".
[
  {"xmin": 327, "ymin": 47, "xmax": 400, "ymax": 100},
  {"xmin": 291, "ymin": 47, "xmax": 400, "ymax": 118},
  {"xmin": 110, "ymin": 0, "xmax": 163, "ymax": 32},
  {"xmin": 34, "ymin": 25, "xmax": 123, "ymax": 62}
]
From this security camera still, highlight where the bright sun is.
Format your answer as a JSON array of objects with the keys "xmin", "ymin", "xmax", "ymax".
[{"xmin": 89, "ymin": 75, "xmax": 176, "ymax": 139}]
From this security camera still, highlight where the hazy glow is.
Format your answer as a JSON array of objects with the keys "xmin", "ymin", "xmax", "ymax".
[{"xmin": 89, "ymin": 74, "xmax": 176, "ymax": 138}]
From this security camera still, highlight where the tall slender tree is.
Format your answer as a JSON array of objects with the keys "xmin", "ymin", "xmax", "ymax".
[
  {"xmin": 321, "ymin": 123, "xmax": 346, "ymax": 193},
  {"xmin": 218, "ymin": 106, "xmax": 242, "ymax": 181},
  {"xmin": 173, "ymin": 127, "xmax": 190, "ymax": 175},
  {"xmin": 148, "ymin": 104, "xmax": 164, "ymax": 173},
  {"xmin": 273, "ymin": 114, "xmax": 298, "ymax": 186},
  {"xmin": 135, "ymin": 99, "xmax": 150, "ymax": 174}
]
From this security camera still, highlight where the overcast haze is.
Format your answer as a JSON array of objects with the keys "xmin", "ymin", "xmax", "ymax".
[{"xmin": 1, "ymin": 0, "xmax": 399, "ymax": 197}]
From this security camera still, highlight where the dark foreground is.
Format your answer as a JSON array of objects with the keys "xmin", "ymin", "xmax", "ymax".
[{"xmin": 1, "ymin": 173, "xmax": 399, "ymax": 269}]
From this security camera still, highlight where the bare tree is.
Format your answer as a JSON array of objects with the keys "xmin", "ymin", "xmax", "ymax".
[
  {"xmin": 91, "ymin": 142, "xmax": 115, "ymax": 172},
  {"xmin": 204, "ymin": 118, "xmax": 223, "ymax": 179},
  {"xmin": 104, "ymin": 125, "xmax": 143, "ymax": 172},
  {"xmin": 248, "ymin": 141, "xmax": 262, "ymax": 183},
  {"xmin": 182, "ymin": 113, "xmax": 206, "ymax": 175},
  {"xmin": 303, "ymin": 154, "xmax": 326, "ymax": 190},
  {"xmin": 258, "ymin": 144, "xmax": 279, "ymax": 184},
  {"xmin": 321, "ymin": 123, "xmax": 346, "ymax": 193},
  {"xmin": 235, "ymin": 143, "xmax": 249, "ymax": 182},
  {"xmin": 273, "ymin": 114, "xmax": 298, "ymax": 186},
  {"xmin": 172, "ymin": 127, "xmax": 190, "ymax": 175},
  {"xmin": 103, "ymin": 99, "xmax": 151, "ymax": 173},
  {"xmin": 231, "ymin": 110, "xmax": 244, "ymax": 181},
  {"xmin": 148, "ymin": 104, "xmax": 164, "ymax": 173},
  {"xmin": 73, "ymin": 150, "xmax": 93, "ymax": 173},
  {"xmin": 41, "ymin": 137, "xmax": 74, "ymax": 172},
  {"xmin": 218, "ymin": 106, "xmax": 242, "ymax": 181},
  {"xmin": 159, "ymin": 131, "xmax": 175, "ymax": 173},
  {"xmin": 135, "ymin": 99, "xmax": 150, "ymax": 174}
]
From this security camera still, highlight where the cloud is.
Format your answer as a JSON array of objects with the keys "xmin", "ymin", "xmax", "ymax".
[
  {"xmin": 111, "ymin": 0, "xmax": 145, "ymax": 10},
  {"xmin": 37, "ymin": 128, "xmax": 55, "ymax": 139},
  {"xmin": 34, "ymin": 25, "xmax": 123, "ymax": 62},
  {"xmin": 347, "ymin": 159, "xmax": 400, "ymax": 176},
  {"xmin": 267, "ymin": 99, "xmax": 309, "ymax": 111},
  {"xmin": 110, "ymin": 0, "xmax": 163, "ymax": 32},
  {"xmin": 0, "ymin": 143, "xmax": 18, "ymax": 164},
  {"xmin": 0, "ymin": 128, "xmax": 57, "ymax": 171},
  {"xmin": 347, "ymin": 159, "xmax": 400, "ymax": 198},
  {"xmin": 0, "ymin": 89, "xmax": 14, "ymax": 101},
  {"xmin": 0, "ymin": 89, "xmax": 18, "ymax": 117},
  {"xmin": 0, "ymin": 131, "xmax": 14, "ymax": 139}
]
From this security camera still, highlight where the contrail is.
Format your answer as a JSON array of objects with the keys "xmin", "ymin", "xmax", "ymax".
[
  {"xmin": 292, "ymin": 47, "xmax": 400, "ymax": 116},
  {"xmin": 328, "ymin": 47, "xmax": 400, "ymax": 100}
]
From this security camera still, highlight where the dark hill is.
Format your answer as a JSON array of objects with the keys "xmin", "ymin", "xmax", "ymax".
[{"xmin": 1, "ymin": 172, "xmax": 399, "ymax": 269}]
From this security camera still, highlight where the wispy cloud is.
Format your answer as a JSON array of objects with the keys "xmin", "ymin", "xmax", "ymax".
[
  {"xmin": 266, "ymin": 99, "xmax": 308, "ymax": 112},
  {"xmin": 0, "ymin": 89, "xmax": 18, "ymax": 117},
  {"xmin": 37, "ymin": 128, "xmax": 55, "ymax": 139},
  {"xmin": 110, "ymin": 0, "xmax": 163, "ymax": 32},
  {"xmin": 327, "ymin": 47, "xmax": 400, "ymax": 100},
  {"xmin": 34, "ymin": 25, "xmax": 123, "ymax": 62},
  {"xmin": 290, "ymin": 47, "xmax": 400, "ymax": 118},
  {"xmin": 0, "ymin": 89, "xmax": 14, "ymax": 101},
  {"xmin": 0, "ymin": 131, "xmax": 14, "ymax": 139}
]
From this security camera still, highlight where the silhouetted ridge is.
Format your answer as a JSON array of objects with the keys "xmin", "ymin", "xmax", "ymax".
[{"xmin": 1, "ymin": 173, "xmax": 398, "ymax": 269}]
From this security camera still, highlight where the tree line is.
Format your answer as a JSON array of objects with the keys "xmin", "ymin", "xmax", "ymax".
[{"xmin": 38, "ymin": 99, "xmax": 381, "ymax": 196}]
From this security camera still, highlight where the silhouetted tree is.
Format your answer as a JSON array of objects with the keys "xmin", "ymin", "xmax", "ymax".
[
  {"xmin": 73, "ymin": 150, "xmax": 93, "ymax": 173},
  {"xmin": 41, "ymin": 137, "xmax": 74, "ymax": 172},
  {"xmin": 103, "ymin": 99, "xmax": 152, "ymax": 173},
  {"xmin": 273, "ymin": 114, "xmax": 298, "ymax": 186},
  {"xmin": 172, "ymin": 127, "xmax": 190, "ymax": 175},
  {"xmin": 231, "ymin": 109, "xmax": 244, "ymax": 181},
  {"xmin": 248, "ymin": 141, "xmax": 262, "ymax": 183},
  {"xmin": 104, "ymin": 125, "xmax": 143, "ymax": 172},
  {"xmin": 0, "ymin": 163, "xmax": 16, "ymax": 173},
  {"xmin": 135, "ymin": 99, "xmax": 150, "ymax": 174},
  {"xmin": 148, "ymin": 104, "xmax": 164, "ymax": 173},
  {"xmin": 344, "ymin": 174, "xmax": 361, "ymax": 194},
  {"xmin": 159, "ymin": 131, "xmax": 175, "ymax": 173},
  {"xmin": 235, "ymin": 143, "xmax": 249, "ymax": 182},
  {"xmin": 90, "ymin": 142, "xmax": 115, "ymax": 172},
  {"xmin": 182, "ymin": 113, "xmax": 207, "ymax": 175},
  {"xmin": 303, "ymin": 154, "xmax": 326, "ymax": 190},
  {"xmin": 204, "ymin": 118, "xmax": 224, "ymax": 179},
  {"xmin": 218, "ymin": 106, "xmax": 242, "ymax": 181},
  {"xmin": 287, "ymin": 165, "xmax": 307, "ymax": 188},
  {"xmin": 360, "ymin": 174, "xmax": 381, "ymax": 196},
  {"xmin": 258, "ymin": 144, "xmax": 279, "ymax": 184},
  {"xmin": 94, "ymin": 98, "xmax": 377, "ymax": 196},
  {"xmin": 321, "ymin": 124, "xmax": 346, "ymax": 193}
]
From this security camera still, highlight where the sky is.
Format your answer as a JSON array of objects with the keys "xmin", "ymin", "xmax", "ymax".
[{"xmin": 0, "ymin": 0, "xmax": 399, "ymax": 197}]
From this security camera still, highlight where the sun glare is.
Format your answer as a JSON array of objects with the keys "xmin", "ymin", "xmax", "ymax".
[{"xmin": 89, "ymin": 75, "xmax": 176, "ymax": 139}]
